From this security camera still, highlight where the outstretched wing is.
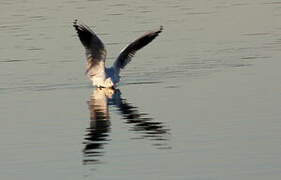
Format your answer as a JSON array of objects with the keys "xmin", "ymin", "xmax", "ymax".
[
  {"xmin": 113, "ymin": 26, "xmax": 163, "ymax": 71},
  {"xmin": 73, "ymin": 19, "xmax": 107, "ymax": 76}
]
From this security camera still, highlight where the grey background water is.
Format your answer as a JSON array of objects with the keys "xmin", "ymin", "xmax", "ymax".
[{"xmin": 1, "ymin": 0, "xmax": 281, "ymax": 179}]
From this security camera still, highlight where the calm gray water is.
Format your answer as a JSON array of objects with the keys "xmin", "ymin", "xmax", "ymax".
[{"xmin": 1, "ymin": 0, "xmax": 281, "ymax": 179}]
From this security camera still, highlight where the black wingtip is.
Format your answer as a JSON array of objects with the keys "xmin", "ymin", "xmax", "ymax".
[{"xmin": 154, "ymin": 25, "xmax": 163, "ymax": 35}]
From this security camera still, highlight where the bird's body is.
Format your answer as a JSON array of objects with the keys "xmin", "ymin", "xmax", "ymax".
[
  {"xmin": 89, "ymin": 67, "xmax": 118, "ymax": 88},
  {"xmin": 73, "ymin": 19, "xmax": 163, "ymax": 88}
]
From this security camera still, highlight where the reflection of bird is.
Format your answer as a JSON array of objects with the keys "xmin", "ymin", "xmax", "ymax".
[
  {"xmin": 83, "ymin": 88, "xmax": 114, "ymax": 165},
  {"xmin": 83, "ymin": 88, "xmax": 170, "ymax": 165},
  {"xmin": 73, "ymin": 19, "xmax": 163, "ymax": 88}
]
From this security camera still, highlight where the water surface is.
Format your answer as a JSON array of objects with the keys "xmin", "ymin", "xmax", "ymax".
[{"xmin": 1, "ymin": 0, "xmax": 281, "ymax": 179}]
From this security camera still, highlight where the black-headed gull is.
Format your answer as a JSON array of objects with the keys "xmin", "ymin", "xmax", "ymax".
[{"xmin": 73, "ymin": 19, "xmax": 163, "ymax": 88}]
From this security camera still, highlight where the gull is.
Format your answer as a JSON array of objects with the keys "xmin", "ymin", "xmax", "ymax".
[{"xmin": 73, "ymin": 19, "xmax": 163, "ymax": 88}]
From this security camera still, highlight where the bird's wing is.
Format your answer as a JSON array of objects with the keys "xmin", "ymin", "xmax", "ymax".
[
  {"xmin": 73, "ymin": 19, "xmax": 107, "ymax": 76},
  {"xmin": 113, "ymin": 26, "xmax": 163, "ymax": 71}
]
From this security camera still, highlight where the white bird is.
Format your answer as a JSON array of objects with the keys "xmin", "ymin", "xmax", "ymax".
[{"xmin": 73, "ymin": 19, "xmax": 163, "ymax": 88}]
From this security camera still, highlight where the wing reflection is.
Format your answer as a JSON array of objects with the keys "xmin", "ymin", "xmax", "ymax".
[
  {"xmin": 108, "ymin": 90, "xmax": 170, "ymax": 147},
  {"xmin": 83, "ymin": 88, "xmax": 170, "ymax": 165}
]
